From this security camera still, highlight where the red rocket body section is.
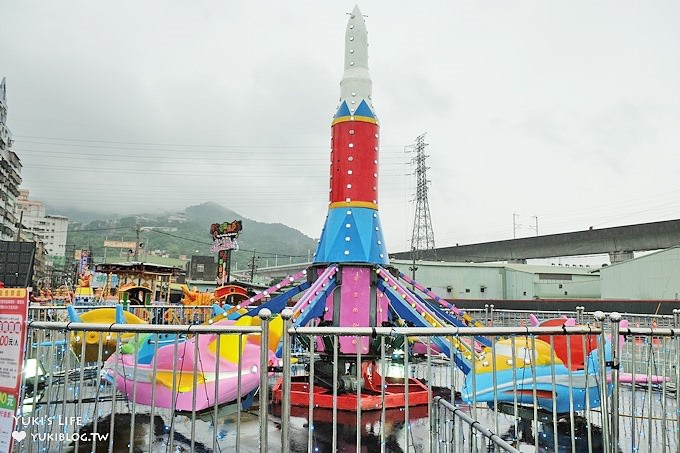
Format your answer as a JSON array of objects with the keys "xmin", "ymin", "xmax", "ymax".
[{"xmin": 329, "ymin": 119, "xmax": 379, "ymax": 208}]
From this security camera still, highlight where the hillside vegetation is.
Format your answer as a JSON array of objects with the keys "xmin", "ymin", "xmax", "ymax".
[{"xmin": 66, "ymin": 202, "xmax": 317, "ymax": 271}]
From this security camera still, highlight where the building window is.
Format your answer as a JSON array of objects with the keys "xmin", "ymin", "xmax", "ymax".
[{"xmin": 196, "ymin": 264, "xmax": 205, "ymax": 273}]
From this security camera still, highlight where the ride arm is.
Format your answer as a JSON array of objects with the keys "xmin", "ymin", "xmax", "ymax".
[
  {"xmin": 223, "ymin": 269, "xmax": 310, "ymax": 317},
  {"xmin": 242, "ymin": 282, "xmax": 311, "ymax": 318},
  {"xmin": 274, "ymin": 276, "xmax": 337, "ymax": 357},
  {"xmin": 376, "ymin": 279, "xmax": 471, "ymax": 374}
]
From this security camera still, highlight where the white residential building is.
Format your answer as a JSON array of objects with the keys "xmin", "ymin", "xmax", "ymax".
[
  {"xmin": 0, "ymin": 77, "xmax": 22, "ymax": 240},
  {"xmin": 16, "ymin": 190, "xmax": 69, "ymax": 267}
]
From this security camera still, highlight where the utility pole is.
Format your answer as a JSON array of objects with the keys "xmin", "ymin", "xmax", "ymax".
[
  {"xmin": 249, "ymin": 249, "xmax": 258, "ymax": 282},
  {"xmin": 407, "ymin": 133, "xmax": 437, "ymax": 260},
  {"xmin": 225, "ymin": 250, "xmax": 232, "ymax": 284},
  {"xmin": 531, "ymin": 215, "xmax": 539, "ymax": 236},
  {"xmin": 15, "ymin": 210, "xmax": 23, "ymax": 241},
  {"xmin": 514, "ymin": 213, "xmax": 539, "ymax": 238},
  {"xmin": 409, "ymin": 247, "xmax": 418, "ymax": 291},
  {"xmin": 134, "ymin": 223, "xmax": 141, "ymax": 261},
  {"xmin": 513, "ymin": 213, "xmax": 521, "ymax": 239}
]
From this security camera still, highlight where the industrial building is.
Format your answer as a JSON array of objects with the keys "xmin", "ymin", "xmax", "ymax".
[
  {"xmin": 600, "ymin": 246, "xmax": 680, "ymax": 301},
  {"xmin": 390, "ymin": 259, "xmax": 600, "ymax": 303}
]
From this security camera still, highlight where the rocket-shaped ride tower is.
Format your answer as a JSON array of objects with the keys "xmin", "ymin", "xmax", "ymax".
[
  {"xmin": 264, "ymin": 6, "xmax": 487, "ymax": 411},
  {"xmin": 292, "ymin": 7, "xmax": 475, "ymax": 360},
  {"xmin": 309, "ymin": 6, "xmax": 392, "ymax": 358},
  {"xmin": 314, "ymin": 5, "xmax": 388, "ymax": 266}
]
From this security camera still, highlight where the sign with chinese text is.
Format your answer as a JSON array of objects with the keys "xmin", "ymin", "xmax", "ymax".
[
  {"xmin": 0, "ymin": 288, "xmax": 29, "ymax": 453},
  {"xmin": 210, "ymin": 220, "xmax": 243, "ymax": 285}
]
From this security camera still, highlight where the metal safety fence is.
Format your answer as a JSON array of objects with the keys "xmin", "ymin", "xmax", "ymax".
[
  {"xmin": 431, "ymin": 396, "xmax": 520, "ymax": 453},
  {"xmin": 16, "ymin": 312, "xmax": 274, "ymax": 453},
  {"xmin": 276, "ymin": 310, "xmax": 679, "ymax": 453},
  {"xmin": 27, "ymin": 304, "xmax": 218, "ymax": 325},
  {"xmin": 12, "ymin": 308, "xmax": 680, "ymax": 452}
]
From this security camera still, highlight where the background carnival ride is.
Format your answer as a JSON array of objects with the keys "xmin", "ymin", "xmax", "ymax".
[{"xmin": 66, "ymin": 6, "xmax": 615, "ymax": 418}]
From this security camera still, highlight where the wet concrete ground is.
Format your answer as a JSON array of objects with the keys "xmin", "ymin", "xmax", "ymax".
[{"xmin": 64, "ymin": 400, "xmax": 617, "ymax": 452}]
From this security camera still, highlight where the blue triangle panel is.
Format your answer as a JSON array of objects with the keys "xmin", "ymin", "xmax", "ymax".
[
  {"xmin": 334, "ymin": 101, "xmax": 351, "ymax": 119},
  {"xmin": 354, "ymin": 100, "xmax": 375, "ymax": 118},
  {"xmin": 314, "ymin": 206, "xmax": 389, "ymax": 265}
]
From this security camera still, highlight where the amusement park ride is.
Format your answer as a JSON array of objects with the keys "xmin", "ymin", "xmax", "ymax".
[{"xmin": 71, "ymin": 6, "xmax": 617, "ymax": 417}]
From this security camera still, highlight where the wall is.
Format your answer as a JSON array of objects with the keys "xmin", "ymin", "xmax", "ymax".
[
  {"xmin": 390, "ymin": 260, "xmax": 601, "ymax": 301},
  {"xmin": 601, "ymin": 247, "xmax": 680, "ymax": 300}
]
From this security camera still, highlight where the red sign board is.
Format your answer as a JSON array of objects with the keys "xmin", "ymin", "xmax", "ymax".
[{"xmin": 0, "ymin": 289, "xmax": 29, "ymax": 453}]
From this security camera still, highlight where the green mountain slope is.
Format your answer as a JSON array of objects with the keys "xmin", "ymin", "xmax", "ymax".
[{"xmin": 66, "ymin": 202, "xmax": 317, "ymax": 272}]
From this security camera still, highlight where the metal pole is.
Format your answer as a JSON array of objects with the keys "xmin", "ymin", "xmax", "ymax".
[
  {"xmin": 280, "ymin": 308, "xmax": 293, "ymax": 452},
  {"xmin": 226, "ymin": 249, "xmax": 232, "ymax": 283},
  {"xmin": 404, "ymin": 333, "xmax": 410, "ymax": 451},
  {"xmin": 307, "ymin": 331, "xmax": 315, "ymax": 453},
  {"xmin": 15, "ymin": 210, "xmax": 23, "ymax": 240},
  {"xmin": 258, "ymin": 308, "xmax": 272, "ymax": 453},
  {"xmin": 609, "ymin": 312, "xmax": 622, "ymax": 453},
  {"xmin": 675, "ymin": 309, "xmax": 680, "ymax": 451},
  {"xmin": 410, "ymin": 247, "xmax": 417, "ymax": 290},
  {"xmin": 332, "ymin": 336, "xmax": 338, "ymax": 453},
  {"xmin": 134, "ymin": 223, "xmax": 140, "ymax": 261},
  {"xmin": 593, "ymin": 311, "xmax": 611, "ymax": 449},
  {"xmin": 250, "ymin": 249, "xmax": 257, "ymax": 282}
]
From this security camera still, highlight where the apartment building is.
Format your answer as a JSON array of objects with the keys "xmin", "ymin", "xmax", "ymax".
[{"xmin": 0, "ymin": 78, "xmax": 22, "ymax": 240}]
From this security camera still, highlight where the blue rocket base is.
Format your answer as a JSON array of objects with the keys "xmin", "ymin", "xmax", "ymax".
[{"xmin": 313, "ymin": 206, "xmax": 389, "ymax": 265}]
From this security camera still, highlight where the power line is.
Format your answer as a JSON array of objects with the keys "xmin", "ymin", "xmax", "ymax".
[
  {"xmin": 143, "ymin": 228, "xmax": 210, "ymax": 245},
  {"xmin": 68, "ymin": 226, "xmax": 130, "ymax": 233},
  {"xmin": 130, "ymin": 227, "xmax": 311, "ymax": 259},
  {"xmin": 15, "ymin": 135, "xmax": 323, "ymax": 149},
  {"xmin": 13, "ymin": 134, "xmax": 410, "ymax": 151}
]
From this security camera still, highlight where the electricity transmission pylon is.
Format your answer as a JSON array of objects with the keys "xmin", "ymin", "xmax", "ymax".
[{"xmin": 407, "ymin": 133, "xmax": 437, "ymax": 260}]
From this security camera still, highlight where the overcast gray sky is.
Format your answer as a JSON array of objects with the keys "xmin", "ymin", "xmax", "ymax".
[{"xmin": 2, "ymin": 1, "xmax": 679, "ymax": 254}]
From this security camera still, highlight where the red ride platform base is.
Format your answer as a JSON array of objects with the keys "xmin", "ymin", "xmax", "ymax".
[{"xmin": 272, "ymin": 362, "xmax": 431, "ymax": 411}]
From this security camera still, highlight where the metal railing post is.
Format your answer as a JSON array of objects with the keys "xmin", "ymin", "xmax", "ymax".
[
  {"xmin": 280, "ymin": 308, "xmax": 294, "ymax": 452},
  {"xmin": 593, "ymin": 311, "xmax": 611, "ymax": 449},
  {"xmin": 609, "ymin": 312, "xmax": 621, "ymax": 453},
  {"xmin": 576, "ymin": 306, "xmax": 584, "ymax": 325},
  {"xmin": 674, "ymin": 309, "xmax": 680, "ymax": 451},
  {"xmin": 258, "ymin": 308, "xmax": 272, "ymax": 453},
  {"xmin": 433, "ymin": 396, "xmax": 521, "ymax": 453}
]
